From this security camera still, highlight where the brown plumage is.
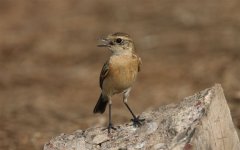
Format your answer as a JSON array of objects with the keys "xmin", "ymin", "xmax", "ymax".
[{"xmin": 93, "ymin": 32, "xmax": 144, "ymax": 133}]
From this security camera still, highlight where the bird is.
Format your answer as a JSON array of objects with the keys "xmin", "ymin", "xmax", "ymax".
[{"xmin": 93, "ymin": 32, "xmax": 144, "ymax": 133}]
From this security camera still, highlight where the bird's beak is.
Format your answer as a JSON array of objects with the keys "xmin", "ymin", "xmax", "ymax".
[{"xmin": 97, "ymin": 38, "xmax": 111, "ymax": 47}]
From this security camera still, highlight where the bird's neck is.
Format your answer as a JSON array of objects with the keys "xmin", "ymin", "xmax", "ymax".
[{"xmin": 111, "ymin": 51, "xmax": 133, "ymax": 56}]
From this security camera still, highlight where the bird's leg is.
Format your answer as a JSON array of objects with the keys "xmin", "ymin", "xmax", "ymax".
[
  {"xmin": 123, "ymin": 89, "xmax": 145, "ymax": 127},
  {"xmin": 106, "ymin": 100, "xmax": 116, "ymax": 134}
]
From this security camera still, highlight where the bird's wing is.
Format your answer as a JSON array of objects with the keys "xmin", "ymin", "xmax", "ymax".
[
  {"xmin": 138, "ymin": 56, "xmax": 142, "ymax": 72},
  {"xmin": 99, "ymin": 61, "xmax": 110, "ymax": 89}
]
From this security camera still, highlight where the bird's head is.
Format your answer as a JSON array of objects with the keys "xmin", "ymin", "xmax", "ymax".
[{"xmin": 98, "ymin": 32, "xmax": 135, "ymax": 55}]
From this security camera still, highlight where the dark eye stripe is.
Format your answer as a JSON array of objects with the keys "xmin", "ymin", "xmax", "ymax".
[{"xmin": 115, "ymin": 38, "xmax": 123, "ymax": 44}]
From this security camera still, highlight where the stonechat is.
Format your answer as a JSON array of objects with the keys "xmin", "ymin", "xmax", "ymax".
[{"xmin": 93, "ymin": 32, "xmax": 144, "ymax": 133}]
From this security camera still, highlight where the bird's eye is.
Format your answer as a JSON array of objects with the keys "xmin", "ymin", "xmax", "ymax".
[{"xmin": 115, "ymin": 38, "xmax": 123, "ymax": 44}]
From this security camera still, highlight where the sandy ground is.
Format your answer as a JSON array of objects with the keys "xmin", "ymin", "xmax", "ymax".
[{"xmin": 0, "ymin": 0, "xmax": 240, "ymax": 149}]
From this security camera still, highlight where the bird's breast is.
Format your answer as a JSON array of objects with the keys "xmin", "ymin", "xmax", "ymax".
[{"xmin": 104, "ymin": 55, "xmax": 139, "ymax": 94}]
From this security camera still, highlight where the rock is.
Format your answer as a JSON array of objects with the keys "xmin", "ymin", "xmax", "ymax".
[{"xmin": 44, "ymin": 84, "xmax": 240, "ymax": 150}]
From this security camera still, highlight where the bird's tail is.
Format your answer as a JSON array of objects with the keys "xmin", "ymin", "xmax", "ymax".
[{"xmin": 93, "ymin": 93, "xmax": 109, "ymax": 114}]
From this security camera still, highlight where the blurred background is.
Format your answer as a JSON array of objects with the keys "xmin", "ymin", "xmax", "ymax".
[{"xmin": 0, "ymin": 0, "xmax": 240, "ymax": 149}]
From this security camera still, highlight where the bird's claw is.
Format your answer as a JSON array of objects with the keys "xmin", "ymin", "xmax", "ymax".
[
  {"xmin": 102, "ymin": 123, "xmax": 117, "ymax": 134},
  {"xmin": 131, "ymin": 116, "xmax": 145, "ymax": 127}
]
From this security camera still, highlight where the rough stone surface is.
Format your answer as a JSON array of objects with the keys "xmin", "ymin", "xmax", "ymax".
[{"xmin": 44, "ymin": 84, "xmax": 240, "ymax": 150}]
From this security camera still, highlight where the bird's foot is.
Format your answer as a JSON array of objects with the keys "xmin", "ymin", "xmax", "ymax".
[
  {"xmin": 102, "ymin": 123, "xmax": 117, "ymax": 134},
  {"xmin": 131, "ymin": 116, "xmax": 145, "ymax": 127}
]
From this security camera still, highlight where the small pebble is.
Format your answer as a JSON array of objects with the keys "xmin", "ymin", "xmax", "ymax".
[
  {"xmin": 146, "ymin": 122, "xmax": 158, "ymax": 134},
  {"xmin": 92, "ymin": 134, "xmax": 110, "ymax": 144}
]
